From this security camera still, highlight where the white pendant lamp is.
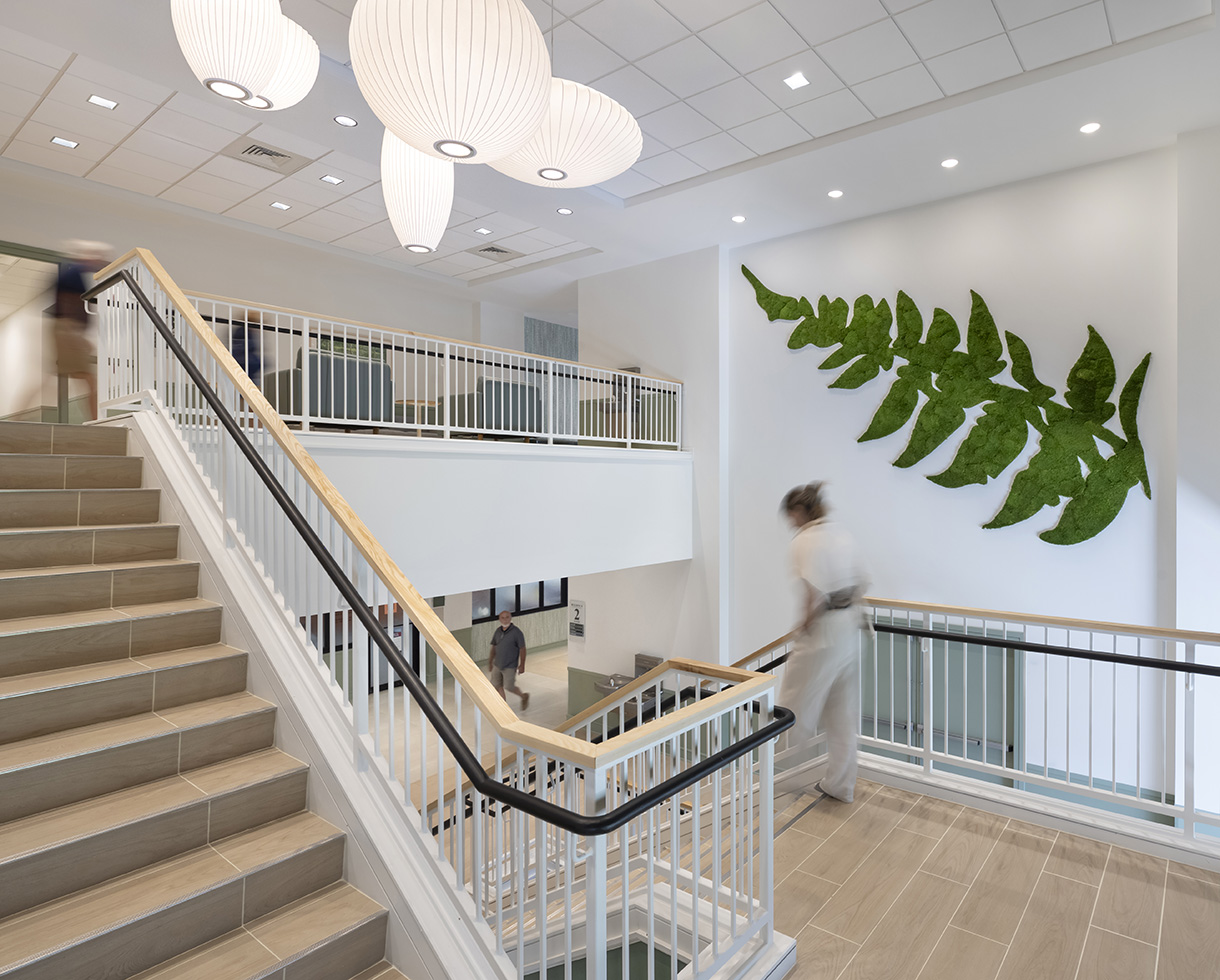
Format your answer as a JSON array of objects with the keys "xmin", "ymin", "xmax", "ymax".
[
  {"xmin": 489, "ymin": 77, "xmax": 642, "ymax": 187},
  {"xmin": 350, "ymin": 0, "xmax": 551, "ymax": 164},
  {"xmin": 381, "ymin": 129, "xmax": 454, "ymax": 254},
  {"xmin": 171, "ymin": 0, "xmax": 285, "ymax": 102},
  {"xmin": 241, "ymin": 16, "xmax": 319, "ymax": 110}
]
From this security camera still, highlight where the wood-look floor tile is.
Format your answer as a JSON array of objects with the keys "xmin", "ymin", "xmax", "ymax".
[
  {"xmin": 285, "ymin": 914, "xmax": 386, "ymax": 980},
  {"xmin": 249, "ymin": 882, "xmax": 384, "ymax": 959},
  {"xmin": 127, "ymin": 930, "xmax": 281, "ymax": 980},
  {"xmin": 0, "ymin": 528, "xmax": 94, "ymax": 569},
  {"xmin": 112, "ymin": 561, "xmax": 199, "ymax": 606},
  {"xmin": 0, "ymin": 489, "xmax": 80, "ymax": 528},
  {"xmin": 785, "ymin": 783, "xmax": 879, "ymax": 839},
  {"xmin": 1156, "ymin": 872, "xmax": 1220, "ymax": 980},
  {"xmin": 951, "ymin": 829, "xmax": 1054, "ymax": 944},
  {"xmin": 0, "ymin": 567, "xmax": 113, "ymax": 619},
  {"xmin": 0, "ymin": 421, "xmax": 54, "ymax": 454},
  {"xmin": 773, "ymin": 869, "xmax": 840, "ymax": 936},
  {"xmin": 921, "ymin": 805, "xmax": 1009, "ymax": 885},
  {"xmin": 774, "ymin": 828, "xmax": 823, "ymax": 885},
  {"xmin": 176, "ymin": 707, "xmax": 276, "ymax": 771},
  {"xmin": 0, "ymin": 617, "xmax": 131, "ymax": 677},
  {"xmin": 792, "ymin": 925, "xmax": 859, "ymax": 980},
  {"xmin": 78, "ymin": 488, "xmax": 160, "ymax": 525},
  {"xmin": 93, "ymin": 525, "xmax": 179, "ymax": 563},
  {"xmin": 994, "ymin": 871, "xmax": 1096, "ymax": 980},
  {"xmin": 799, "ymin": 790, "xmax": 917, "ymax": 884},
  {"xmin": 129, "ymin": 603, "xmax": 222, "ymax": 656},
  {"xmin": 1167, "ymin": 860, "xmax": 1220, "ymax": 886},
  {"xmin": 915, "ymin": 925, "xmax": 1007, "ymax": 980},
  {"xmin": 1005, "ymin": 817, "xmax": 1058, "ymax": 840},
  {"xmin": 50, "ymin": 423, "xmax": 127, "ymax": 456},
  {"xmin": 1076, "ymin": 927, "xmax": 1156, "ymax": 980},
  {"xmin": 0, "ymin": 671, "xmax": 154, "ymax": 744},
  {"xmin": 840, "ymin": 870, "xmax": 967, "ymax": 980},
  {"xmin": 812, "ymin": 828, "xmax": 936, "ymax": 943},
  {"xmin": 0, "ymin": 455, "xmax": 65, "ymax": 489},
  {"xmin": 241, "ymin": 835, "xmax": 345, "ymax": 921},
  {"xmin": 1092, "ymin": 846, "xmax": 1167, "ymax": 945},
  {"xmin": 64, "ymin": 454, "xmax": 142, "ymax": 488},
  {"xmin": 898, "ymin": 796, "xmax": 963, "ymax": 839},
  {"xmin": 150, "ymin": 650, "xmax": 247, "ymax": 710},
  {"xmin": 1044, "ymin": 833, "xmax": 1111, "ymax": 886}
]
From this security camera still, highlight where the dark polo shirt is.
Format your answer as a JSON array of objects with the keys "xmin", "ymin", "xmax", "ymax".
[{"xmin": 491, "ymin": 623, "xmax": 526, "ymax": 668}]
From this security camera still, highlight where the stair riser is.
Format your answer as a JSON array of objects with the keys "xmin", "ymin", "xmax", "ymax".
[
  {"xmin": 0, "ymin": 709, "xmax": 276, "ymax": 823},
  {"xmin": 0, "ymin": 455, "xmax": 142, "ymax": 490},
  {"xmin": 0, "ymin": 563, "xmax": 199, "ymax": 620},
  {"xmin": 0, "ymin": 421, "xmax": 127, "ymax": 457},
  {"xmin": 0, "ymin": 607, "xmax": 223, "ymax": 678},
  {"xmin": 243, "ymin": 836, "xmax": 346, "ymax": 922},
  {"xmin": 0, "ymin": 654, "xmax": 247, "ymax": 744},
  {"xmin": 0, "ymin": 489, "xmax": 159, "ymax": 529},
  {"xmin": 0, "ymin": 526, "xmax": 179, "ymax": 572},
  {"xmin": 0, "ymin": 768, "xmax": 309, "ymax": 919},
  {"xmin": 279, "ymin": 914, "xmax": 389, "ymax": 980}
]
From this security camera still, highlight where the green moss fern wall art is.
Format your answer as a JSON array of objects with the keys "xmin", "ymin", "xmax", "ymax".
[{"xmin": 742, "ymin": 266, "xmax": 1152, "ymax": 545}]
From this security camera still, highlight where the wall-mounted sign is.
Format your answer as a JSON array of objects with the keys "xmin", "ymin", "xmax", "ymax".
[{"xmin": 569, "ymin": 600, "xmax": 585, "ymax": 638}]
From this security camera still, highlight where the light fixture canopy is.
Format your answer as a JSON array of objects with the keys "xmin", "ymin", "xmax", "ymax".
[
  {"xmin": 171, "ymin": 0, "xmax": 284, "ymax": 102},
  {"xmin": 242, "ymin": 15, "xmax": 319, "ymax": 110},
  {"xmin": 381, "ymin": 128, "xmax": 454, "ymax": 254},
  {"xmin": 488, "ymin": 78, "xmax": 642, "ymax": 188},
  {"xmin": 350, "ymin": 0, "xmax": 551, "ymax": 164}
]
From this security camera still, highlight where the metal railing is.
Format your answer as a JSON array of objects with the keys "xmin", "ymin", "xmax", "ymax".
[
  {"xmin": 89, "ymin": 249, "xmax": 789, "ymax": 980},
  {"xmin": 187, "ymin": 292, "xmax": 682, "ymax": 449}
]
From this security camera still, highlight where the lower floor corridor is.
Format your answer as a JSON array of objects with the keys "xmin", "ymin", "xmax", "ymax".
[{"xmin": 773, "ymin": 778, "xmax": 1219, "ymax": 980}]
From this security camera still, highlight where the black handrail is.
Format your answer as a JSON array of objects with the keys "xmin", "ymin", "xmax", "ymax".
[{"xmin": 85, "ymin": 269, "xmax": 793, "ymax": 836}]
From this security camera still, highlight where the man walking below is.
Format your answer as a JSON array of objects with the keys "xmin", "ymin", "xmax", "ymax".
[{"xmin": 489, "ymin": 610, "xmax": 530, "ymax": 710}]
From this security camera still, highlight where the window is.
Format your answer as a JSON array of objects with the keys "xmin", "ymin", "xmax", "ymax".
[{"xmin": 473, "ymin": 578, "xmax": 568, "ymax": 623}]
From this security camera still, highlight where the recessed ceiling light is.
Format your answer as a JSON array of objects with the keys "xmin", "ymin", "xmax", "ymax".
[
  {"xmin": 320, "ymin": 174, "xmax": 344, "ymax": 185},
  {"xmin": 827, "ymin": 189, "xmax": 843, "ymax": 199},
  {"xmin": 1080, "ymin": 122, "xmax": 1101, "ymax": 134},
  {"xmin": 475, "ymin": 227, "xmax": 493, "ymax": 235},
  {"xmin": 87, "ymin": 94, "xmax": 118, "ymax": 110},
  {"xmin": 731, "ymin": 215, "xmax": 746, "ymax": 223},
  {"xmin": 556, "ymin": 207, "xmax": 573, "ymax": 215},
  {"xmin": 334, "ymin": 115, "xmax": 358, "ymax": 127},
  {"xmin": 941, "ymin": 158, "xmax": 959, "ymax": 169},
  {"xmin": 50, "ymin": 136, "xmax": 79, "ymax": 149},
  {"xmin": 270, "ymin": 201, "xmax": 292, "ymax": 210},
  {"xmin": 783, "ymin": 71, "xmax": 809, "ymax": 91}
]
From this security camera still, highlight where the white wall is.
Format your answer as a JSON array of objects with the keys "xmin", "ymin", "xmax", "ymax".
[
  {"xmin": 0, "ymin": 288, "xmax": 53, "ymax": 417},
  {"xmin": 297, "ymin": 432, "xmax": 693, "ymax": 599}
]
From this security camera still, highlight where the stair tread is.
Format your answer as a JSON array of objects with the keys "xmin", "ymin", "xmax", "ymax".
[
  {"xmin": 0, "ymin": 557, "xmax": 197, "ymax": 582},
  {"xmin": 0, "ymin": 747, "xmax": 305, "ymax": 864},
  {"xmin": 0, "ymin": 644, "xmax": 244, "ymax": 699},
  {"xmin": 0, "ymin": 522, "xmax": 178, "ymax": 536},
  {"xmin": 0, "ymin": 596, "xmax": 219, "ymax": 636},
  {"xmin": 0, "ymin": 814, "xmax": 344, "ymax": 972},
  {"xmin": 351, "ymin": 964, "xmax": 412, "ymax": 980},
  {"xmin": 126, "ymin": 883, "xmax": 386, "ymax": 980},
  {"xmin": 0, "ymin": 691, "xmax": 273, "ymax": 773}
]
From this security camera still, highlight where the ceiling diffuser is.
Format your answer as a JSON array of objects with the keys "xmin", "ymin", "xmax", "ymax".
[
  {"xmin": 349, "ymin": 0, "xmax": 552, "ymax": 163},
  {"xmin": 489, "ymin": 77, "xmax": 642, "ymax": 188},
  {"xmin": 381, "ymin": 129, "xmax": 454, "ymax": 254},
  {"xmin": 170, "ymin": 0, "xmax": 285, "ymax": 102},
  {"xmin": 242, "ymin": 16, "xmax": 319, "ymax": 110}
]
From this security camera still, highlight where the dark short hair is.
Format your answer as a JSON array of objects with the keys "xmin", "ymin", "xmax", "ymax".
[{"xmin": 782, "ymin": 481, "xmax": 828, "ymax": 521}]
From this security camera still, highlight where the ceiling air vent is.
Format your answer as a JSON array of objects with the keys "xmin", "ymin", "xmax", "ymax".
[
  {"xmin": 220, "ymin": 137, "xmax": 311, "ymax": 176},
  {"xmin": 468, "ymin": 244, "xmax": 524, "ymax": 263}
]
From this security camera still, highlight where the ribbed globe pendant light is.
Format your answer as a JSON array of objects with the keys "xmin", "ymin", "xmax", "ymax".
[
  {"xmin": 489, "ymin": 77, "xmax": 642, "ymax": 187},
  {"xmin": 349, "ymin": 0, "xmax": 552, "ymax": 163},
  {"xmin": 171, "ymin": 0, "xmax": 285, "ymax": 102},
  {"xmin": 381, "ymin": 129, "xmax": 454, "ymax": 254},
  {"xmin": 241, "ymin": 16, "xmax": 320, "ymax": 110}
]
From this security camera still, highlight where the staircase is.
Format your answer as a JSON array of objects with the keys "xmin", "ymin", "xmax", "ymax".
[{"xmin": 0, "ymin": 420, "xmax": 408, "ymax": 980}]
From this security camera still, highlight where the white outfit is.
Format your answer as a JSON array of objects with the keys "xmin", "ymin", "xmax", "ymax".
[{"xmin": 778, "ymin": 518, "xmax": 867, "ymax": 803}]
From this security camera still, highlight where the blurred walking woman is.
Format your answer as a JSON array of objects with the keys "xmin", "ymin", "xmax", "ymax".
[{"xmin": 778, "ymin": 482, "xmax": 868, "ymax": 803}]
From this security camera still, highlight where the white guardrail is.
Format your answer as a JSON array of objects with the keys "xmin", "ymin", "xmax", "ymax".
[
  {"xmin": 186, "ymin": 292, "xmax": 682, "ymax": 449},
  {"xmin": 93, "ymin": 250, "xmax": 778, "ymax": 980}
]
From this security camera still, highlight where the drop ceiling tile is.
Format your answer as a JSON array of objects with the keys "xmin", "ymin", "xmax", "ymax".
[
  {"xmin": 330, "ymin": 196, "xmax": 388, "ymax": 223},
  {"xmin": 418, "ymin": 257, "xmax": 477, "ymax": 277},
  {"xmin": 597, "ymin": 169, "xmax": 662, "ymax": 197},
  {"xmin": 728, "ymin": 111, "xmax": 809, "ymax": 153},
  {"xmin": 925, "ymin": 34, "xmax": 1022, "ymax": 95},
  {"xmin": 633, "ymin": 150, "xmax": 705, "ymax": 183},
  {"xmin": 894, "ymin": 0, "xmax": 1005, "ymax": 59},
  {"xmin": 3, "ymin": 139, "xmax": 93, "ymax": 177},
  {"xmin": 638, "ymin": 102, "xmax": 718, "ymax": 147},
  {"xmin": 523, "ymin": 0, "xmax": 565, "ymax": 27},
  {"xmin": 45, "ymin": 75, "xmax": 159, "ymax": 127},
  {"xmin": 439, "ymin": 229, "xmax": 486, "ymax": 252},
  {"xmin": 555, "ymin": 0, "xmax": 603, "ymax": 15},
  {"xmin": 0, "ymin": 109, "xmax": 22, "ymax": 139},
  {"xmin": 656, "ymin": 0, "xmax": 764, "ymax": 32},
  {"xmin": 162, "ymin": 92, "xmax": 251, "ymax": 133},
  {"xmin": 332, "ymin": 220, "xmax": 402, "ymax": 253},
  {"xmin": 451, "ymin": 212, "xmax": 536, "ymax": 237},
  {"xmin": 437, "ymin": 250, "xmax": 498, "ymax": 271},
  {"xmin": 120, "ymin": 129, "xmax": 214, "ymax": 169},
  {"xmin": 309, "ymin": 151, "xmax": 380, "ymax": 183},
  {"xmin": 991, "ymin": 0, "xmax": 1093, "ymax": 30},
  {"xmin": 0, "ymin": 49, "xmax": 59, "ymax": 96},
  {"xmin": 699, "ymin": 3, "xmax": 809, "ymax": 75},
  {"xmin": 678, "ymin": 131, "xmax": 754, "ymax": 170},
  {"xmin": 244, "ymin": 123, "xmax": 331, "ymax": 160},
  {"xmin": 815, "ymin": 19, "xmax": 919, "ymax": 85},
  {"xmin": 852, "ymin": 63, "xmax": 943, "ymax": 116},
  {"xmin": 687, "ymin": 77, "xmax": 778, "ymax": 129},
  {"xmin": 224, "ymin": 195, "xmax": 319, "ymax": 228},
  {"xmin": 636, "ymin": 37, "xmax": 736, "ymax": 98},
  {"xmin": 550, "ymin": 21, "xmax": 627, "ymax": 84},
  {"xmin": 265, "ymin": 175, "xmax": 360, "ymax": 207},
  {"xmin": 451, "ymin": 195, "xmax": 495, "ymax": 219},
  {"xmin": 880, "ymin": 0, "xmax": 927, "ymax": 11},
  {"xmin": 1105, "ymin": 0, "xmax": 1210, "ymax": 42},
  {"xmin": 589, "ymin": 65, "xmax": 678, "ymax": 117},
  {"xmin": 527, "ymin": 225, "xmax": 576, "ymax": 247},
  {"xmin": 14, "ymin": 119, "xmax": 112, "ymax": 162},
  {"xmin": 745, "ymin": 54, "xmax": 843, "ymax": 108},
  {"xmin": 281, "ymin": 209, "xmax": 372, "ymax": 242},
  {"xmin": 159, "ymin": 184, "xmax": 237, "ymax": 214},
  {"xmin": 99, "ymin": 146, "xmax": 195, "ymax": 183},
  {"xmin": 143, "ymin": 107, "xmax": 246, "ymax": 152},
  {"xmin": 197, "ymin": 154, "xmax": 285, "ymax": 190},
  {"xmin": 0, "ymin": 80, "xmax": 41, "ymax": 119},
  {"xmin": 334, "ymin": 235, "xmax": 397, "ymax": 256},
  {"xmin": 787, "ymin": 88, "xmax": 873, "ymax": 137},
  {"xmin": 573, "ymin": 0, "xmax": 689, "ymax": 60},
  {"xmin": 379, "ymin": 247, "xmax": 434, "ymax": 267},
  {"xmin": 283, "ymin": 0, "xmax": 351, "ymax": 64},
  {"xmin": 30, "ymin": 98, "xmax": 137, "ymax": 145},
  {"xmin": 495, "ymin": 232, "xmax": 552, "ymax": 254},
  {"xmin": 771, "ymin": 0, "xmax": 890, "ymax": 46},
  {"xmin": 1008, "ymin": 2, "xmax": 1111, "ymax": 70},
  {"xmin": 87, "ymin": 165, "xmax": 173, "ymax": 197},
  {"xmin": 0, "ymin": 25, "xmax": 70, "ymax": 69},
  {"xmin": 173, "ymin": 171, "xmax": 258, "ymax": 205},
  {"xmin": 638, "ymin": 133, "xmax": 669, "ymax": 159},
  {"xmin": 64, "ymin": 56, "xmax": 173, "ymax": 104}
]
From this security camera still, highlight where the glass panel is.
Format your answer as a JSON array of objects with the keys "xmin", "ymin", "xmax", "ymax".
[
  {"xmin": 472, "ymin": 590, "xmax": 492, "ymax": 620},
  {"xmin": 543, "ymin": 579, "xmax": 563, "ymax": 606},
  {"xmin": 519, "ymin": 581, "xmax": 540, "ymax": 612},
  {"xmin": 496, "ymin": 585, "xmax": 517, "ymax": 615}
]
